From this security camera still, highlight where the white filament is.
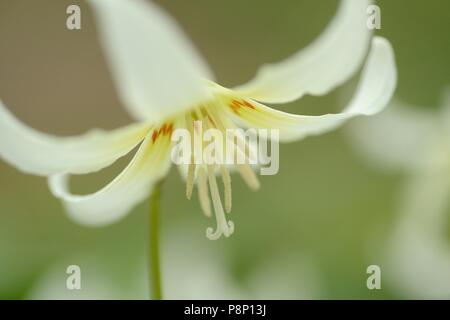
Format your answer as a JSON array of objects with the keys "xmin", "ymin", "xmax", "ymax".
[
  {"xmin": 206, "ymin": 165, "xmax": 234, "ymax": 240},
  {"xmin": 220, "ymin": 166, "xmax": 232, "ymax": 213},
  {"xmin": 182, "ymin": 104, "xmax": 262, "ymax": 240},
  {"xmin": 185, "ymin": 163, "xmax": 195, "ymax": 199}
]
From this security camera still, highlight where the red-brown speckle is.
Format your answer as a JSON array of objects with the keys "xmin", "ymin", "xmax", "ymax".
[{"xmin": 229, "ymin": 99, "xmax": 256, "ymax": 114}]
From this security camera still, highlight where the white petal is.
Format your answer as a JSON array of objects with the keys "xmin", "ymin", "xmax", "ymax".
[
  {"xmin": 48, "ymin": 132, "xmax": 172, "ymax": 226},
  {"xmin": 234, "ymin": 0, "xmax": 372, "ymax": 104},
  {"xmin": 0, "ymin": 100, "xmax": 149, "ymax": 176},
  {"xmin": 88, "ymin": 0, "xmax": 214, "ymax": 121},
  {"xmin": 228, "ymin": 37, "xmax": 397, "ymax": 142},
  {"xmin": 347, "ymin": 99, "xmax": 440, "ymax": 172}
]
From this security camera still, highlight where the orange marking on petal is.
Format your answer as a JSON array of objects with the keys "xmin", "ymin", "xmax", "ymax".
[
  {"xmin": 232, "ymin": 99, "xmax": 244, "ymax": 107},
  {"xmin": 243, "ymin": 100, "xmax": 256, "ymax": 109},
  {"xmin": 158, "ymin": 124, "xmax": 166, "ymax": 135},
  {"xmin": 229, "ymin": 100, "xmax": 242, "ymax": 115},
  {"xmin": 230, "ymin": 106, "xmax": 240, "ymax": 115},
  {"xmin": 166, "ymin": 123, "xmax": 174, "ymax": 135},
  {"xmin": 151, "ymin": 130, "xmax": 158, "ymax": 143}
]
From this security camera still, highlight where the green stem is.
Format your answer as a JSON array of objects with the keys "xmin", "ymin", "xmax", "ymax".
[{"xmin": 149, "ymin": 180, "xmax": 164, "ymax": 300}]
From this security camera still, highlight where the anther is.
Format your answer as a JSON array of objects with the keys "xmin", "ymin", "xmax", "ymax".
[{"xmin": 237, "ymin": 164, "xmax": 260, "ymax": 191}]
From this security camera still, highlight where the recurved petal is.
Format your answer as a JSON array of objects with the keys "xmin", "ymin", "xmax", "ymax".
[
  {"xmin": 227, "ymin": 37, "xmax": 397, "ymax": 142},
  {"xmin": 48, "ymin": 132, "xmax": 173, "ymax": 226},
  {"xmin": 233, "ymin": 0, "xmax": 371, "ymax": 104},
  {"xmin": 0, "ymin": 100, "xmax": 149, "ymax": 176},
  {"xmin": 88, "ymin": 0, "xmax": 214, "ymax": 122}
]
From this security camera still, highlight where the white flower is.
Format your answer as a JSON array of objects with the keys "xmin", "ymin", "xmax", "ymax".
[
  {"xmin": 347, "ymin": 89, "xmax": 450, "ymax": 298},
  {"xmin": 0, "ymin": 0, "xmax": 396, "ymax": 239}
]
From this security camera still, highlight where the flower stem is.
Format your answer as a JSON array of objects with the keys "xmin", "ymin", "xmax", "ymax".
[{"xmin": 149, "ymin": 180, "xmax": 164, "ymax": 300}]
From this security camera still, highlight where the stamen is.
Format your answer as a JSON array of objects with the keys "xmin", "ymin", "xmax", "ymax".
[
  {"xmin": 203, "ymin": 113, "xmax": 232, "ymax": 213},
  {"xmin": 220, "ymin": 166, "xmax": 232, "ymax": 213},
  {"xmin": 211, "ymin": 106, "xmax": 257, "ymax": 163},
  {"xmin": 186, "ymin": 163, "xmax": 196, "ymax": 200},
  {"xmin": 206, "ymin": 165, "xmax": 234, "ymax": 240},
  {"xmin": 237, "ymin": 164, "xmax": 260, "ymax": 191},
  {"xmin": 198, "ymin": 166, "xmax": 211, "ymax": 217}
]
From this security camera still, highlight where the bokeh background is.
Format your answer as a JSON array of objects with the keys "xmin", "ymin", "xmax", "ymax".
[{"xmin": 0, "ymin": 0, "xmax": 449, "ymax": 299}]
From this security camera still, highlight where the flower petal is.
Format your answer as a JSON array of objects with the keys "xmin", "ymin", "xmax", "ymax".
[
  {"xmin": 88, "ymin": 0, "xmax": 214, "ymax": 121},
  {"xmin": 347, "ymin": 99, "xmax": 440, "ymax": 172},
  {"xmin": 234, "ymin": 0, "xmax": 372, "ymax": 104},
  {"xmin": 48, "ymin": 132, "xmax": 172, "ymax": 226},
  {"xmin": 228, "ymin": 37, "xmax": 397, "ymax": 142},
  {"xmin": 0, "ymin": 100, "xmax": 149, "ymax": 176}
]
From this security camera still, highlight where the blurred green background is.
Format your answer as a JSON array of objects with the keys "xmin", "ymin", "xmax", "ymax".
[{"xmin": 0, "ymin": 0, "xmax": 449, "ymax": 299}]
